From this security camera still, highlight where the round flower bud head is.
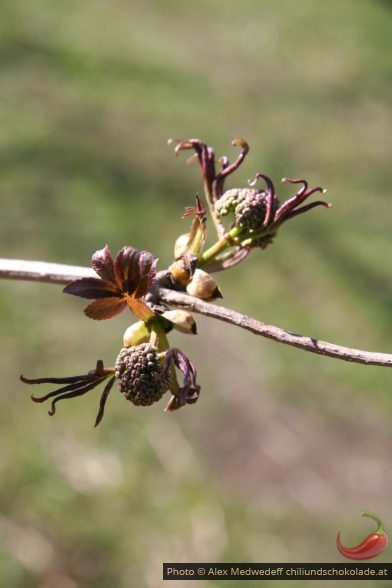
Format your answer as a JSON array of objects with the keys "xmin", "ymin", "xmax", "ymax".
[
  {"xmin": 215, "ymin": 189, "xmax": 247, "ymax": 218},
  {"xmin": 115, "ymin": 343, "xmax": 170, "ymax": 406},
  {"xmin": 186, "ymin": 269, "xmax": 222, "ymax": 301},
  {"xmin": 234, "ymin": 190, "xmax": 268, "ymax": 229},
  {"xmin": 162, "ymin": 310, "xmax": 197, "ymax": 335},
  {"xmin": 174, "ymin": 233, "xmax": 190, "ymax": 259},
  {"xmin": 123, "ymin": 321, "xmax": 150, "ymax": 348}
]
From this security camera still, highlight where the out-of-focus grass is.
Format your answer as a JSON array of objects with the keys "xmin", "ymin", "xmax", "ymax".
[{"xmin": 0, "ymin": 0, "xmax": 391, "ymax": 586}]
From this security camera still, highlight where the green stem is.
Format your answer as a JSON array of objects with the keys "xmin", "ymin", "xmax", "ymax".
[
  {"xmin": 198, "ymin": 225, "xmax": 244, "ymax": 267},
  {"xmin": 187, "ymin": 220, "xmax": 206, "ymax": 257},
  {"xmin": 362, "ymin": 511, "xmax": 387, "ymax": 536},
  {"xmin": 147, "ymin": 317, "xmax": 171, "ymax": 353},
  {"xmin": 239, "ymin": 222, "xmax": 279, "ymax": 247}
]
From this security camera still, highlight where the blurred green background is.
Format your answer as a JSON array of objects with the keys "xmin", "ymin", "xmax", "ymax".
[{"xmin": 0, "ymin": 0, "xmax": 391, "ymax": 586}]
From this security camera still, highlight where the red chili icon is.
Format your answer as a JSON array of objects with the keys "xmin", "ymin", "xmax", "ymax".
[{"xmin": 336, "ymin": 511, "xmax": 388, "ymax": 560}]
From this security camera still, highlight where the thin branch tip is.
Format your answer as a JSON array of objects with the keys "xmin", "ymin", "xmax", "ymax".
[{"xmin": 1, "ymin": 258, "xmax": 391, "ymax": 369}]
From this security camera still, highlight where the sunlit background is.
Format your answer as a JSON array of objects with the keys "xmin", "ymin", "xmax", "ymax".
[{"xmin": 0, "ymin": 0, "xmax": 391, "ymax": 586}]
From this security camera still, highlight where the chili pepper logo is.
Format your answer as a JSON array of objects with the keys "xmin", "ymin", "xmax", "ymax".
[{"xmin": 336, "ymin": 511, "xmax": 388, "ymax": 560}]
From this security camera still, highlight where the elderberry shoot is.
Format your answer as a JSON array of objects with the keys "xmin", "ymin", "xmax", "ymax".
[{"xmin": 21, "ymin": 137, "xmax": 329, "ymax": 426}]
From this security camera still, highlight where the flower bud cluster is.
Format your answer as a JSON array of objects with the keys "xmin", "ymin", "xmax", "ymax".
[
  {"xmin": 215, "ymin": 188, "xmax": 247, "ymax": 217},
  {"xmin": 115, "ymin": 343, "xmax": 170, "ymax": 406},
  {"xmin": 215, "ymin": 188, "xmax": 269, "ymax": 230},
  {"xmin": 21, "ymin": 137, "xmax": 331, "ymax": 427}
]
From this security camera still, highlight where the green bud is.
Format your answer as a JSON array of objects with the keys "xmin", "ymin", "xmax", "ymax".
[
  {"xmin": 123, "ymin": 321, "xmax": 150, "ymax": 348},
  {"xmin": 162, "ymin": 310, "xmax": 197, "ymax": 335}
]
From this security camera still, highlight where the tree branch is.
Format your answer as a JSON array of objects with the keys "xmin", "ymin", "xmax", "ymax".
[
  {"xmin": 158, "ymin": 289, "xmax": 392, "ymax": 368},
  {"xmin": 0, "ymin": 258, "xmax": 96, "ymax": 284},
  {"xmin": 0, "ymin": 258, "xmax": 391, "ymax": 368}
]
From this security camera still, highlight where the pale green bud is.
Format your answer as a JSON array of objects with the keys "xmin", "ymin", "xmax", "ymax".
[
  {"xmin": 162, "ymin": 310, "xmax": 197, "ymax": 335},
  {"xmin": 123, "ymin": 321, "xmax": 150, "ymax": 348}
]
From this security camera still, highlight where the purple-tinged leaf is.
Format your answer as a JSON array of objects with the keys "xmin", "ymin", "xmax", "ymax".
[
  {"xmin": 161, "ymin": 348, "xmax": 200, "ymax": 410},
  {"xmin": 274, "ymin": 193, "xmax": 302, "ymax": 223},
  {"xmin": 64, "ymin": 277, "xmax": 120, "ymax": 299},
  {"xmin": 20, "ymin": 374, "xmax": 91, "ymax": 385},
  {"xmin": 91, "ymin": 245, "xmax": 115, "ymax": 282},
  {"xmin": 282, "ymin": 200, "xmax": 331, "ymax": 222},
  {"xmin": 84, "ymin": 298, "xmax": 127, "ymax": 320},
  {"xmin": 114, "ymin": 246, "xmax": 157, "ymax": 297},
  {"xmin": 132, "ymin": 251, "xmax": 158, "ymax": 298},
  {"xmin": 94, "ymin": 376, "xmax": 116, "ymax": 427},
  {"xmin": 113, "ymin": 246, "xmax": 139, "ymax": 292},
  {"xmin": 275, "ymin": 180, "xmax": 326, "ymax": 224}
]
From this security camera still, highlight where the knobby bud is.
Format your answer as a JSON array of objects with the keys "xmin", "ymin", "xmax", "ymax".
[
  {"xmin": 115, "ymin": 343, "xmax": 170, "ymax": 406},
  {"xmin": 216, "ymin": 188, "xmax": 272, "ymax": 230},
  {"xmin": 161, "ymin": 310, "xmax": 197, "ymax": 335},
  {"xmin": 186, "ymin": 269, "xmax": 222, "ymax": 300}
]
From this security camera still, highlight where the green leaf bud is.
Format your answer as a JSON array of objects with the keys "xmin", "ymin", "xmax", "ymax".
[
  {"xmin": 161, "ymin": 310, "xmax": 197, "ymax": 335},
  {"xmin": 123, "ymin": 321, "xmax": 150, "ymax": 347}
]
